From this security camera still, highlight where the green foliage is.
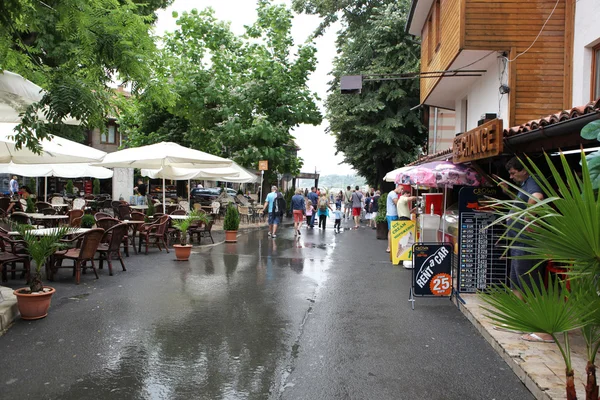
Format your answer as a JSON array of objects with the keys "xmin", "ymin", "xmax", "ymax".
[
  {"xmin": 27, "ymin": 178, "xmax": 36, "ymax": 194},
  {"xmin": 581, "ymin": 120, "xmax": 600, "ymax": 189},
  {"xmin": 284, "ymin": 188, "xmax": 294, "ymax": 215},
  {"xmin": 482, "ymin": 152, "xmax": 600, "ymax": 399},
  {"xmin": 0, "ymin": 0, "xmax": 174, "ymax": 152},
  {"xmin": 146, "ymin": 200, "xmax": 156, "ymax": 218},
  {"xmin": 375, "ymin": 194, "xmax": 387, "ymax": 223},
  {"xmin": 16, "ymin": 225, "xmax": 70, "ymax": 292},
  {"xmin": 25, "ymin": 197, "xmax": 35, "ymax": 213},
  {"xmin": 295, "ymin": 0, "xmax": 426, "ymax": 186},
  {"xmin": 223, "ymin": 204, "xmax": 240, "ymax": 231},
  {"xmin": 65, "ymin": 180, "xmax": 74, "ymax": 195},
  {"xmin": 237, "ymin": 188, "xmax": 244, "ymax": 196},
  {"xmin": 93, "ymin": 179, "xmax": 100, "ymax": 195},
  {"xmin": 122, "ymin": 1, "xmax": 322, "ymax": 177},
  {"xmin": 172, "ymin": 211, "xmax": 210, "ymax": 246},
  {"xmin": 81, "ymin": 214, "xmax": 96, "ymax": 229}
]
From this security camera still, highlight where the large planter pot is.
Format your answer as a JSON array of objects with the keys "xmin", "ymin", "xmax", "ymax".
[
  {"xmin": 13, "ymin": 286, "xmax": 56, "ymax": 320},
  {"xmin": 376, "ymin": 221, "xmax": 388, "ymax": 240},
  {"xmin": 225, "ymin": 230, "xmax": 238, "ymax": 243},
  {"xmin": 173, "ymin": 244, "xmax": 193, "ymax": 261}
]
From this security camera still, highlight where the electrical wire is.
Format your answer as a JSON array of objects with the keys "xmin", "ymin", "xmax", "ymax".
[
  {"xmin": 454, "ymin": 51, "xmax": 496, "ymax": 71},
  {"xmin": 504, "ymin": 0, "xmax": 561, "ymax": 62}
]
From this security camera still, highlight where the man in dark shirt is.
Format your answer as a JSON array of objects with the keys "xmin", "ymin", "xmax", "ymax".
[
  {"xmin": 135, "ymin": 179, "xmax": 147, "ymax": 205},
  {"xmin": 500, "ymin": 157, "xmax": 552, "ymax": 343}
]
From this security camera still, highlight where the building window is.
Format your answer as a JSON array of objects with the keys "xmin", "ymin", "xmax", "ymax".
[
  {"xmin": 435, "ymin": 0, "xmax": 441, "ymax": 51},
  {"xmin": 593, "ymin": 43, "xmax": 600, "ymax": 100},
  {"xmin": 101, "ymin": 124, "xmax": 117, "ymax": 144},
  {"xmin": 427, "ymin": 14, "xmax": 434, "ymax": 64}
]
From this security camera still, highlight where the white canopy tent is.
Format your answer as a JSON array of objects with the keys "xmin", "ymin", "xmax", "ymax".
[
  {"xmin": 95, "ymin": 142, "xmax": 233, "ymax": 212},
  {"xmin": 0, "ymin": 70, "xmax": 79, "ymax": 125},
  {"xmin": 0, "ymin": 162, "xmax": 113, "ymax": 201},
  {"xmin": 141, "ymin": 162, "xmax": 258, "ymax": 183},
  {"xmin": 0, "ymin": 123, "xmax": 106, "ymax": 164}
]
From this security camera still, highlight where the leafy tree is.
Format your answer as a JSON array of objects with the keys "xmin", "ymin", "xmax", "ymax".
[
  {"xmin": 123, "ymin": 1, "xmax": 322, "ymax": 182},
  {"xmin": 294, "ymin": 0, "xmax": 426, "ymax": 188},
  {"xmin": 0, "ymin": 0, "xmax": 174, "ymax": 151}
]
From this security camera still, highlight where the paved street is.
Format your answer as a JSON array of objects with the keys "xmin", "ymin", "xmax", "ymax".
[{"xmin": 0, "ymin": 220, "xmax": 533, "ymax": 400}]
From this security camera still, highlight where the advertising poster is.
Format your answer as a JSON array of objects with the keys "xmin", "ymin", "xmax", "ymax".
[
  {"xmin": 412, "ymin": 243, "xmax": 453, "ymax": 296},
  {"xmin": 391, "ymin": 220, "xmax": 415, "ymax": 265}
]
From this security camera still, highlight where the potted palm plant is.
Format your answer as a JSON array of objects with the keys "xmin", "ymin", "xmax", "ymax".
[
  {"xmin": 223, "ymin": 203, "xmax": 240, "ymax": 243},
  {"xmin": 13, "ymin": 225, "xmax": 70, "ymax": 320},
  {"xmin": 480, "ymin": 151, "xmax": 600, "ymax": 400},
  {"xmin": 172, "ymin": 211, "xmax": 210, "ymax": 261}
]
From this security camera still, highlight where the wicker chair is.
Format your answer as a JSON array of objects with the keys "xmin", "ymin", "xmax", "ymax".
[
  {"xmin": 49, "ymin": 228, "xmax": 105, "ymax": 284},
  {"xmin": 10, "ymin": 212, "xmax": 31, "ymax": 225},
  {"xmin": 189, "ymin": 220, "xmax": 214, "ymax": 244},
  {"xmin": 170, "ymin": 209, "xmax": 187, "ymax": 216},
  {"xmin": 72, "ymin": 198, "xmax": 87, "ymax": 210},
  {"xmin": 0, "ymin": 234, "xmax": 30, "ymax": 283},
  {"xmin": 42, "ymin": 208, "xmax": 57, "ymax": 215},
  {"xmin": 96, "ymin": 217, "xmax": 131, "ymax": 256},
  {"xmin": 94, "ymin": 212, "xmax": 112, "ymax": 221},
  {"xmin": 67, "ymin": 209, "xmax": 84, "ymax": 226},
  {"xmin": 35, "ymin": 202, "xmax": 52, "ymax": 212},
  {"xmin": 211, "ymin": 201, "xmax": 220, "ymax": 222},
  {"xmin": 96, "ymin": 223, "xmax": 128, "ymax": 276},
  {"xmin": 137, "ymin": 215, "xmax": 170, "ymax": 254},
  {"xmin": 117, "ymin": 204, "xmax": 132, "ymax": 221},
  {"xmin": 0, "ymin": 197, "xmax": 11, "ymax": 215}
]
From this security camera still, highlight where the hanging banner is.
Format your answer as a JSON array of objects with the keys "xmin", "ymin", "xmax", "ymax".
[
  {"xmin": 391, "ymin": 220, "xmax": 415, "ymax": 265},
  {"xmin": 412, "ymin": 243, "xmax": 453, "ymax": 296}
]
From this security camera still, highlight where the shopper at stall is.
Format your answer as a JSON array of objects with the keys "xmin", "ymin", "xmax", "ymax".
[
  {"xmin": 385, "ymin": 185, "xmax": 402, "ymax": 253},
  {"xmin": 499, "ymin": 156, "xmax": 553, "ymax": 343},
  {"xmin": 397, "ymin": 190, "xmax": 417, "ymax": 220}
]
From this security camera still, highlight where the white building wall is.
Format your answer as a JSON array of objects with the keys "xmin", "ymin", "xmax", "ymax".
[
  {"xmin": 112, "ymin": 168, "xmax": 134, "ymax": 202},
  {"xmin": 454, "ymin": 54, "xmax": 510, "ymax": 132},
  {"xmin": 572, "ymin": 0, "xmax": 600, "ymax": 106}
]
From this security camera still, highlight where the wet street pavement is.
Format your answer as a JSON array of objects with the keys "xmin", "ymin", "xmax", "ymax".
[{"xmin": 0, "ymin": 220, "xmax": 533, "ymax": 400}]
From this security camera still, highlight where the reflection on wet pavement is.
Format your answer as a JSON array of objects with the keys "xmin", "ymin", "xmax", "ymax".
[{"xmin": 0, "ymin": 226, "xmax": 336, "ymax": 399}]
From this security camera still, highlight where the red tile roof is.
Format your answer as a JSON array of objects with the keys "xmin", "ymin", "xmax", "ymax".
[{"xmin": 408, "ymin": 97, "xmax": 600, "ymax": 166}]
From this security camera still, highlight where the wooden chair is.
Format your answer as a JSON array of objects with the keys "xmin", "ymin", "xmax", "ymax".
[
  {"xmin": 117, "ymin": 204, "xmax": 132, "ymax": 221},
  {"xmin": 0, "ymin": 235, "xmax": 31, "ymax": 283},
  {"xmin": 67, "ymin": 209, "xmax": 84, "ymax": 226},
  {"xmin": 189, "ymin": 220, "xmax": 214, "ymax": 244},
  {"xmin": 165, "ymin": 204, "xmax": 178, "ymax": 215},
  {"xmin": 49, "ymin": 228, "xmax": 105, "ymax": 284},
  {"xmin": 94, "ymin": 212, "xmax": 112, "ymax": 221},
  {"xmin": 96, "ymin": 223, "xmax": 128, "ymax": 276},
  {"xmin": 35, "ymin": 202, "xmax": 52, "ymax": 212},
  {"xmin": 137, "ymin": 215, "xmax": 170, "ymax": 254},
  {"xmin": 96, "ymin": 217, "xmax": 131, "ymax": 256}
]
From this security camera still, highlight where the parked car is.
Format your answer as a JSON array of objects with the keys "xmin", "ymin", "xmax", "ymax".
[
  {"xmin": 225, "ymin": 188, "xmax": 237, "ymax": 197},
  {"xmin": 190, "ymin": 188, "xmax": 221, "ymax": 207}
]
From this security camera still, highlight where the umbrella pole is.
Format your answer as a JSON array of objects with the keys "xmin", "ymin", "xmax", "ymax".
[
  {"xmin": 44, "ymin": 176, "xmax": 48, "ymax": 202},
  {"xmin": 163, "ymin": 177, "xmax": 166, "ymax": 214},
  {"xmin": 188, "ymin": 179, "xmax": 191, "ymax": 212},
  {"xmin": 442, "ymin": 184, "xmax": 447, "ymax": 239}
]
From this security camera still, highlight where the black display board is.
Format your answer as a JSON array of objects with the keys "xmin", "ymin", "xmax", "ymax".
[
  {"xmin": 409, "ymin": 243, "xmax": 453, "ymax": 309},
  {"xmin": 457, "ymin": 187, "xmax": 508, "ymax": 293}
]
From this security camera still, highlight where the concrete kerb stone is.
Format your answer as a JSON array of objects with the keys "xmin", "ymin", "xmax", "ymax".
[{"xmin": 0, "ymin": 286, "xmax": 18, "ymax": 334}]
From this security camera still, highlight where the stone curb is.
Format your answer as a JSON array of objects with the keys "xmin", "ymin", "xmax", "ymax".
[{"xmin": 0, "ymin": 286, "xmax": 18, "ymax": 335}]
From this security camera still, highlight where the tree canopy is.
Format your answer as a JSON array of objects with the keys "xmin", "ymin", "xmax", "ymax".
[
  {"xmin": 293, "ymin": 0, "xmax": 426, "ymax": 187},
  {"xmin": 123, "ymin": 0, "xmax": 322, "ymax": 177},
  {"xmin": 0, "ymin": 0, "xmax": 173, "ymax": 151}
]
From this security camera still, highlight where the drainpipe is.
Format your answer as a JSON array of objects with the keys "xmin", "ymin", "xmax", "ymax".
[{"xmin": 432, "ymin": 107, "xmax": 439, "ymax": 153}]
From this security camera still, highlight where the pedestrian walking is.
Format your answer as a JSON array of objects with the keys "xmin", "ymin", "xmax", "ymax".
[
  {"xmin": 317, "ymin": 194, "xmax": 333, "ymax": 229},
  {"xmin": 370, "ymin": 190, "xmax": 380, "ymax": 228},
  {"xmin": 364, "ymin": 192, "xmax": 372, "ymax": 226},
  {"xmin": 263, "ymin": 185, "xmax": 284, "ymax": 238},
  {"xmin": 335, "ymin": 190, "xmax": 343, "ymax": 210},
  {"xmin": 333, "ymin": 205, "xmax": 343, "ymax": 232},
  {"xmin": 344, "ymin": 186, "xmax": 353, "ymax": 219},
  {"xmin": 9, "ymin": 175, "xmax": 18, "ymax": 198},
  {"xmin": 305, "ymin": 200, "xmax": 314, "ymax": 228},
  {"xmin": 290, "ymin": 188, "xmax": 305, "ymax": 236},
  {"xmin": 307, "ymin": 187, "xmax": 319, "ymax": 227},
  {"xmin": 351, "ymin": 186, "xmax": 364, "ymax": 229}
]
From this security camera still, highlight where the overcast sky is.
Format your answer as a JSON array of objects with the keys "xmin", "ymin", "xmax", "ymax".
[{"xmin": 153, "ymin": 0, "xmax": 355, "ymax": 176}]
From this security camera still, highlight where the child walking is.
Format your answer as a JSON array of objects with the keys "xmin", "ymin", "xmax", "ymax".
[
  {"xmin": 305, "ymin": 200, "xmax": 314, "ymax": 229},
  {"xmin": 333, "ymin": 205, "xmax": 343, "ymax": 233}
]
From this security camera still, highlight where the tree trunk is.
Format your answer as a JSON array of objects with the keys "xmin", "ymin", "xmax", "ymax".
[
  {"xmin": 585, "ymin": 362, "xmax": 598, "ymax": 400},
  {"xmin": 566, "ymin": 368, "xmax": 577, "ymax": 400}
]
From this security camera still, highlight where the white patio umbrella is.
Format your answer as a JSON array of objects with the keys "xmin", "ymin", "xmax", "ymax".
[
  {"xmin": 0, "ymin": 123, "xmax": 106, "ymax": 164},
  {"xmin": 0, "ymin": 70, "xmax": 79, "ymax": 124},
  {"xmin": 384, "ymin": 166, "xmax": 413, "ymax": 182},
  {"xmin": 0, "ymin": 162, "xmax": 113, "ymax": 201},
  {"xmin": 95, "ymin": 142, "xmax": 233, "ymax": 212}
]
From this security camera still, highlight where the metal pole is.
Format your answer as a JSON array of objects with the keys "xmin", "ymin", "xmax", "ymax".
[
  {"xmin": 44, "ymin": 176, "xmax": 48, "ymax": 202},
  {"xmin": 259, "ymin": 170, "xmax": 264, "ymax": 204},
  {"xmin": 162, "ymin": 177, "xmax": 166, "ymax": 214},
  {"xmin": 188, "ymin": 179, "xmax": 191, "ymax": 212}
]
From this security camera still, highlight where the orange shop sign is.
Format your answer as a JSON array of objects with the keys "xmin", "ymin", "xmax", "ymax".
[
  {"xmin": 453, "ymin": 119, "xmax": 503, "ymax": 163},
  {"xmin": 258, "ymin": 160, "xmax": 268, "ymax": 171}
]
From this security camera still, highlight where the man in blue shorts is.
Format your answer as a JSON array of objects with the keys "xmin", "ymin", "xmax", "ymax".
[
  {"xmin": 263, "ymin": 185, "xmax": 280, "ymax": 238},
  {"xmin": 385, "ymin": 184, "xmax": 403, "ymax": 253}
]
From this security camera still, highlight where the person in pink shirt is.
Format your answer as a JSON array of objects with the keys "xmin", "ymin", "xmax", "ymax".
[{"xmin": 305, "ymin": 200, "xmax": 314, "ymax": 229}]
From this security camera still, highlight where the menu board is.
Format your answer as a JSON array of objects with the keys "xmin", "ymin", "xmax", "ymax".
[{"xmin": 457, "ymin": 187, "xmax": 508, "ymax": 293}]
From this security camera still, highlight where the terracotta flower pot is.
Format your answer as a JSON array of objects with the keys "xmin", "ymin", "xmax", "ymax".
[
  {"xmin": 13, "ymin": 286, "xmax": 56, "ymax": 320},
  {"xmin": 225, "ymin": 230, "xmax": 238, "ymax": 243},
  {"xmin": 173, "ymin": 244, "xmax": 193, "ymax": 261}
]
